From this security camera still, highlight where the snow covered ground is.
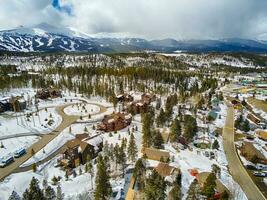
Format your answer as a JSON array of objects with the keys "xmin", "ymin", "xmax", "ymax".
[
  {"xmin": 0, "ymin": 158, "xmax": 96, "ymax": 200},
  {"xmin": 64, "ymin": 103, "xmax": 100, "ymax": 116}
]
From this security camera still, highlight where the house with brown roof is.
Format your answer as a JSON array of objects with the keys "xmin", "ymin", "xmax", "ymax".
[
  {"xmin": 60, "ymin": 135, "xmax": 103, "ymax": 168},
  {"xmin": 257, "ymin": 130, "xmax": 267, "ymax": 141},
  {"xmin": 141, "ymin": 147, "xmax": 170, "ymax": 162},
  {"xmin": 98, "ymin": 112, "xmax": 132, "ymax": 132},
  {"xmin": 196, "ymin": 172, "xmax": 229, "ymax": 199},
  {"xmin": 141, "ymin": 93, "xmax": 156, "ymax": 104},
  {"xmin": 247, "ymin": 113, "xmax": 261, "ymax": 125},
  {"xmin": 36, "ymin": 87, "xmax": 62, "ymax": 100},
  {"xmin": 240, "ymin": 142, "xmax": 267, "ymax": 164},
  {"xmin": 127, "ymin": 100, "xmax": 150, "ymax": 114},
  {"xmin": 116, "ymin": 94, "xmax": 134, "ymax": 103},
  {"xmin": 155, "ymin": 162, "xmax": 181, "ymax": 183}
]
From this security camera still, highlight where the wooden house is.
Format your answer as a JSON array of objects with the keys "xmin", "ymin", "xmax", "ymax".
[
  {"xmin": 127, "ymin": 100, "xmax": 150, "ymax": 114},
  {"xmin": 116, "ymin": 94, "xmax": 134, "ymax": 103},
  {"xmin": 247, "ymin": 113, "xmax": 261, "ymax": 125},
  {"xmin": 155, "ymin": 162, "xmax": 181, "ymax": 183},
  {"xmin": 240, "ymin": 142, "xmax": 267, "ymax": 165},
  {"xmin": 98, "ymin": 112, "xmax": 132, "ymax": 132},
  {"xmin": 36, "ymin": 87, "xmax": 62, "ymax": 100},
  {"xmin": 141, "ymin": 147, "xmax": 170, "ymax": 162},
  {"xmin": 141, "ymin": 93, "xmax": 156, "ymax": 104},
  {"xmin": 257, "ymin": 130, "xmax": 267, "ymax": 141},
  {"xmin": 60, "ymin": 135, "xmax": 103, "ymax": 168},
  {"xmin": 196, "ymin": 172, "xmax": 229, "ymax": 199}
]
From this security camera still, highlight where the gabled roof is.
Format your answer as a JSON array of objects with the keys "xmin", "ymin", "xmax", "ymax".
[{"xmin": 155, "ymin": 162, "xmax": 175, "ymax": 177}]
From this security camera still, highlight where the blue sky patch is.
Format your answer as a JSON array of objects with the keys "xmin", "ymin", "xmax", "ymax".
[{"xmin": 52, "ymin": 0, "xmax": 73, "ymax": 16}]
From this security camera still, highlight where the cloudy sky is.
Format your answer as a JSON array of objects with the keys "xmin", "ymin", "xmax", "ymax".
[{"xmin": 1, "ymin": 0, "xmax": 267, "ymax": 40}]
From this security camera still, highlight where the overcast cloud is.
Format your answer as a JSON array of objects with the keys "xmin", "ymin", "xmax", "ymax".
[{"xmin": 0, "ymin": 0, "xmax": 267, "ymax": 40}]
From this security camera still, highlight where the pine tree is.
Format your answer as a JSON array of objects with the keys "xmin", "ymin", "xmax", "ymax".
[
  {"xmin": 94, "ymin": 155, "xmax": 112, "ymax": 200},
  {"xmin": 118, "ymin": 145, "xmax": 127, "ymax": 175},
  {"xmin": 88, "ymin": 162, "xmax": 94, "ymax": 190},
  {"xmin": 212, "ymin": 139, "xmax": 219, "ymax": 150},
  {"xmin": 133, "ymin": 159, "xmax": 146, "ymax": 191},
  {"xmin": 44, "ymin": 186, "xmax": 56, "ymax": 200},
  {"xmin": 170, "ymin": 118, "xmax": 181, "ymax": 142},
  {"xmin": 186, "ymin": 179, "xmax": 204, "ymax": 200},
  {"xmin": 169, "ymin": 184, "xmax": 181, "ymax": 200},
  {"xmin": 8, "ymin": 191, "xmax": 21, "ymax": 200},
  {"xmin": 144, "ymin": 170, "xmax": 166, "ymax": 200},
  {"xmin": 184, "ymin": 115, "xmax": 198, "ymax": 141},
  {"xmin": 56, "ymin": 185, "xmax": 64, "ymax": 200},
  {"xmin": 242, "ymin": 119, "xmax": 250, "ymax": 132},
  {"xmin": 142, "ymin": 113, "xmax": 152, "ymax": 147},
  {"xmin": 22, "ymin": 177, "xmax": 45, "ymax": 200},
  {"xmin": 153, "ymin": 130, "xmax": 164, "ymax": 149},
  {"xmin": 202, "ymin": 173, "xmax": 216, "ymax": 199},
  {"xmin": 156, "ymin": 108, "xmax": 166, "ymax": 127},
  {"xmin": 127, "ymin": 133, "xmax": 138, "ymax": 163}
]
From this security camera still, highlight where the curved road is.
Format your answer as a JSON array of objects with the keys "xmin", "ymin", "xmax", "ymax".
[
  {"xmin": 0, "ymin": 102, "xmax": 108, "ymax": 181},
  {"xmin": 222, "ymin": 103, "xmax": 266, "ymax": 200}
]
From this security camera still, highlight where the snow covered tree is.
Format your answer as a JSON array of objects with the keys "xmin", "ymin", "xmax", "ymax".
[
  {"xmin": 94, "ymin": 155, "xmax": 112, "ymax": 200},
  {"xmin": 127, "ymin": 133, "xmax": 138, "ymax": 163},
  {"xmin": 186, "ymin": 179, "xmax": 204, "ymax": 200},
  {"xmin": 22, "ymin": 177, "xmax": 45, "ymax": 200},
  {"xmin": 8, "ymin": 191, "xmax": 21, "ymax": 200},
  {"xmin": 56, "ymin": 185, "xmax": 64, "ymax": 200},
  {"xmin": 44, "ymin": 186, "xmax": 56, "ymax": 200}
]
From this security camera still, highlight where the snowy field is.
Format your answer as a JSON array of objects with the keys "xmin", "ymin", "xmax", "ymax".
[
  {"xmin": 0, "ymin": 107, "xmax": 62, "ymax": 158},
  {"xmin": 64, "ymin": 103, "xmax": 100, "ymax": 116}
]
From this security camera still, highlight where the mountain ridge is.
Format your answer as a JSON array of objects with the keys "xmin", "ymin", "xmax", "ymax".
[{"xmin": 1, "ymin": 23, "xmax": 267, "ymax": 53}]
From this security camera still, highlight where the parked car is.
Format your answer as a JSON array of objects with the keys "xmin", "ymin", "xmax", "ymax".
[
  {"xmin": 14, "ymin": 148, "xmax": 26, "ymax": 158},
  {"xmin": 210, "ymin": 152, "xmax": 215, "ymax": 159},
  {"xmin": 0, "ymin": 155, "xmax": 14, "ymax": 168},
  {"xmin": 245, "ymin": 164, "xmax": 257, "ymax": 170},
  {"xmin": 256, "ymin": 164, "xmax": 267, "ymax": 171},
  {"xmin": 204, "ymin": 151, "xmax": 209, "ymax": 157},
  {"xmin": 253, "ymin": 171, "xmax": 267, "ymax": 177}
]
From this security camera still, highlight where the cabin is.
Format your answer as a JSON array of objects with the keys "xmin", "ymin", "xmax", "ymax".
[
  {"xmin": 116, "ymin": 94, "xmax": 134, "ymax": 103},
  {"xmin": 141, "ymin": 147, "xmax": 170, "ymax": 162},
  {"xmin": 141, "ymin": 93, "xmax": 156, "ymax": 104},
  {"xmin": 36, "ymin": 87, "xmax": 62, "ymax": 100},
  {"xmin": 196, "ymin": 172, "xmax": 229, "ymax": 199},
  {"xmin": 155, "ymin": 162, "xmax": 181, "ymax": 183},
  {"xmin": 231, "ymin": 99, "xmax": 242, "ymax": 110},
  {"xmin": 0, "ymin": 96, "xmax": 26, "ymax": 113},
  {"xmin": 98, "ymin": 112, "xmax": 132, "ymax": 132},
  {"xmin": 240, "ymin": 142, "xmax": 267, "ymax": 165},
  {"xmin": 257, "ymin": 130, "xmax": 267, "ymax": 141},
  {"xmin": 127, "ymin": 100, "xmax": 150, "ymax": 114},
  {"xmin": 60, "ymin": 135, "xmax": 103, "ymax": 168},
  {"xmin": 247, "ymin": 113, "xmax": 261, "ymax": 125}
]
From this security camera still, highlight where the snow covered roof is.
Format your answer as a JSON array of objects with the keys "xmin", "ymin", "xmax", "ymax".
[
  {"xmin": 108, "ymin": 118, "xmax": 115, "ymax": 123},
  {"xmin": 86, "ymin": 135, "xmax": 103, "ymax": 147}
]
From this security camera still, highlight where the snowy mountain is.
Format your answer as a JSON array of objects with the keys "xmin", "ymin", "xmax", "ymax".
[{"xmin": 1, "ymin": 23, "xmax": 267, "ymax": 53}]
